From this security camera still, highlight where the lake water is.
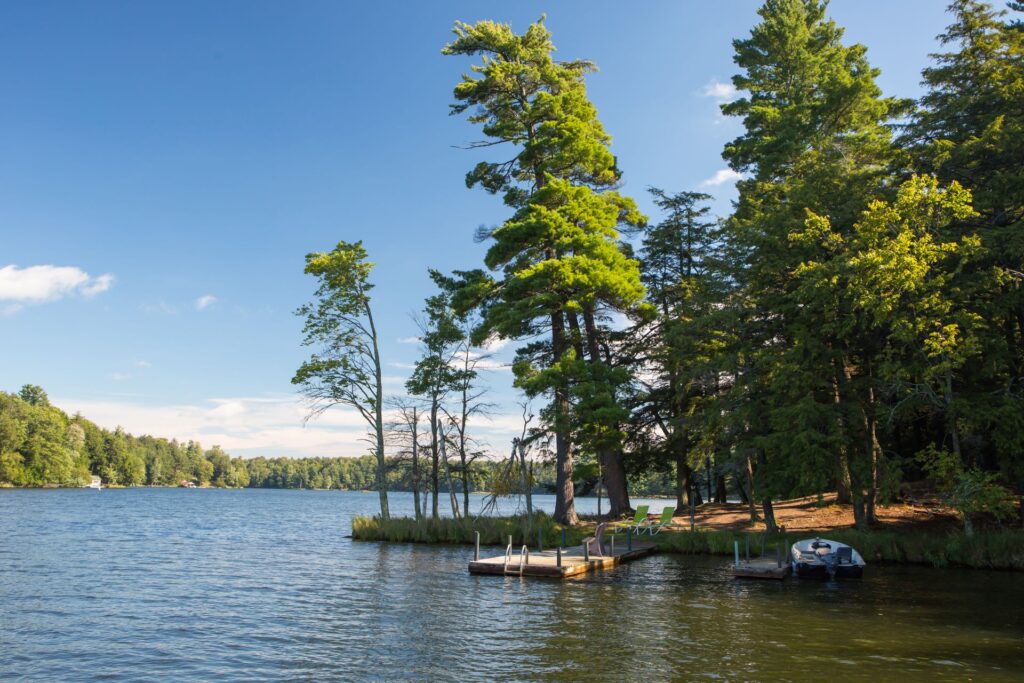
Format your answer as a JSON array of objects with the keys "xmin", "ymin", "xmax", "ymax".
[{"xmin": 2, "ymin": 489, "xmax": 1022, "ymax": 681}]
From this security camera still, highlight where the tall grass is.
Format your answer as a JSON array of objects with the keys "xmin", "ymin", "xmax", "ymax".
[
  {"xmin": 652, "ymin": 527, "xmax": 1024, "ymax": 569},
  {"xmin": 353, "ymin": 514, "xmax": 1024, "ymax": 569},
  {"xmin": 352, "ymin": 512, "xmax": 589, "ymax": 548}
]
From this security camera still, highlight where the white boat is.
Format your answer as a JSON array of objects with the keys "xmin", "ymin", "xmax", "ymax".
[
  {"xmin": 86, "ymin": 476, "xmax": 102, "ymax": 490},
  {"xmin": 791, "ymin": 537, "xmax": 865, "ymax": 579}
]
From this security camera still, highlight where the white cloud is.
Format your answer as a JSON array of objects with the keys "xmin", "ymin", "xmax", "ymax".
[
  {"xmin": 135, "ymin": 360, "xmax": 152, "ymax": 369},
  {"xmin": 52, "ymin": 393, "xmax": 529, "ymax": 460},
  {"xmin": 111, "ymin": 372, "xmax": 132, "ymax": 381},
  {"xmin": 701, "ymin": 168, "xmax": 744, "ymax": 187},
  {"xmin": 0, "ymin": 264, "xmax": 114, "ymax": 309},
  {"xmin": 701, "ymin": 79, "xmax": 739, "ymax": 103},
  {"xmin": 141, "ymin": 301, "xmax": 177, "ymax": 315},
  {"xmin": 481, "ymin": 336, "xmax": 510, "ymax": 353},
  {"xmin": 397, "ymin": 336, "xmax": 421, "ymax": 345},
  {"xmin": 195, "ymin": 295, "xmax": 217, "ymax": 310}
]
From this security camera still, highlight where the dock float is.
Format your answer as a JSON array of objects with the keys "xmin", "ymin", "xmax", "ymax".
[
  {"xmin": 732, "ymin": 558, "xmax": 792, "ymax": 579},
  {"xmin": 730, "ymin": 539, "xmax": 791, "ymax": 579},
  {"xmin": 469, "ymin": 541, "xmax": 656, "ymax": 578}
]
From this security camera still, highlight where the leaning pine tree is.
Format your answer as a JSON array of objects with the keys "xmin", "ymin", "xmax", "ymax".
[
  {"xmin": 293, "ymin": 241, "xmax": 389, "ymax": 519},
  {"xmin": 443, "ymin": 18, "xmax": 645, "ymax": 523}
]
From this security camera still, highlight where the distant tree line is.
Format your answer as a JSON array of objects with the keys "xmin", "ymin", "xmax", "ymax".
[{"xmin": 1, "ymin": 384, "xmax": 680, "ymax": 496}]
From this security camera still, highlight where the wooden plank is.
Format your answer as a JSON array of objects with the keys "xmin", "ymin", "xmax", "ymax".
[
  {"xmin": 732, "ymin": 558, "xmax": 791, "ymax": 580},
  {"xmin": 468, "ymin": 543, "xmax": 656, "ymax": 579}
]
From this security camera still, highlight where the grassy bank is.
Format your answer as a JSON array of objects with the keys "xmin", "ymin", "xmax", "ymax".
[{"xmin": 351, "ymin": 514, "xmax": 1024, "ymax": 570}]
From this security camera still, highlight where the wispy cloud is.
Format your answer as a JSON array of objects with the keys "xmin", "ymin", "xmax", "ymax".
[
  {"xmin": 0, "ymin": 264, "xmax": 114, "ymax": 313},
  {"xmin": 397, "ymin": 336, "xmax": 421, "ymax": 345},
  {"xmin": 141, "ymin": 300, "xmax": 177, "ymax": 315},
  {"xmin": 135, "ymin": 360, "xmax": 152, "ymax": 369},
  {"xmin": 481, "ymin": 337, "xmax": 510, "ymax": 353},
  {"xmin": 111, "ymin": 372, "xmax": 132, "ymax": 381},
  {"xmin": 700, "ymin": 78, "xmax": 739, "ymax": 103},
  {"xmin": 195, "ymin": 294, "xmax": 217, "ymax": 311},
  {"xmin": 700, "ymin": 168, "xmax": 744, "ymax": 188}
]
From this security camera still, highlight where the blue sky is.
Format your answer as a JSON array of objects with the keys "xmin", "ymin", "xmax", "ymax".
[{"xmin": 1, "ymin": 1, "xmax": 955, "ymax": 457}]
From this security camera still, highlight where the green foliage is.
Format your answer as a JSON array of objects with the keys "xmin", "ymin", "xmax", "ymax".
[
  {"xmin": 293, "ymin": 240, "xmax": 390, "ymax": 518},
  {"xmin": 351, "ymin": 511, "xmax": 585, "ymax": 547},
  {"xmin": 18, "ymin": 384, "xmax": 50, "ymax": 407},
  {"xmin": 444, "ymin": 16, "xmax": 647, "ymax": 523},
  {"xmin": 917, "ymin": 445, "xmax": 1016, "ymax": 534}
]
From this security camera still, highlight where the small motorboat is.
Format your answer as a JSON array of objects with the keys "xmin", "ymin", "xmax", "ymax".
[{"xmin": 790, "ymin": 537, "xmax": 865, "ymax": 579}]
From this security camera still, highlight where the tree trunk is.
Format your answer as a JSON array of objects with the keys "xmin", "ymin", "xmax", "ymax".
[
  {"xmin": 412, "ymin": 408, "xmax": 422, "ymax": 521},
  {"xmin": 715, "ymin": 473, "xmax": 728, "ymax": 504},
  {"xmin": 439, "ymin": 432, "xmax": 460, "ymax": 519},
  {"xmin": 831, "ymin": 359, "xmax": 853, "ymax": 505},
  {"xmin": 515, "ymin": 440, "xmax": 533, "ymax": 517},
  {"xmin": 756, "ymin": 450, "xmax": 774, "ymax": 530},
  {"xmin": 865, "ymin": 373, "xmax": 882, "ymax": 525},
  {"xmin": 459, "ymin": 341, "xmax": 473, "ymax": 515},
  {"xmin": 761, "ymin": 498, "xmax": 778, "ymax": 532},
  {"xmin": 430, "ymin": 401, "xmax": 440, "ymax": 520},
  {"xmin": 706, "ymin": 457, "xmax": 713, "ymax": 503},
  {"xmin": 1017, "ymin": 478, "xmax": 1024, "ymax": 529},
  {"xmin": 582, "ymin": 306, "xmax": 630, "ymax": 515},
  {"xmin": 366, "ymin": 299, "xmax": 389, "ymax": 519},
  {"xmin": 736, "ymin": 475, "xmax": 750, "ymax": 504},
  {"xmin": 599, "ymin": 449, "xmax": 631, "ymax": 516},
  {"xmin": 675, "ymin": 449, "xmax": 689, "ymax": 514},
  {"xmin": 551, "ymin": 309, "xmax": 578, "ymax": 525}
]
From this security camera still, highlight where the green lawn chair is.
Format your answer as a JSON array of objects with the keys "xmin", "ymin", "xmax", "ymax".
[
  {"xmin": 637, "ymin": 506, "xmax": 676, "ymax": 535},
  {"xmin": 615, "ymin": 504, "xmax": 649, "ymax": 534}
]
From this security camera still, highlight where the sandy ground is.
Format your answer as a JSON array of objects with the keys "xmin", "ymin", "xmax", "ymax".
[{"xmin": 623, "ymin": 492, "xmax": 965, "ymax": 533}]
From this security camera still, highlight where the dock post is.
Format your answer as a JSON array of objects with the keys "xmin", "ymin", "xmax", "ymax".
[
  {"xmin": 475, "ymin": 531, "xmax": 480, "ymax": 561},
  {"xmin": 538, "ymin": 528, "xmax": 543, "ymax": 553},
  {"xmin": 611, "ymin": 535, "xmax": 615, "ymax": 555},
  {"xmin": 556, "ymin": 546, "xmax": 562, "ymax": 568},
  {"xmin": 583, "ymin": 542, "xmax": 590, "ymax": 562},
  {"xmin": 745, "ymin": 536, "xmax": 750, "ymax": 562},
  {"xmin": 690, "ymin": 487, "xmax": 696, "ymax": 531},
  {"xmin": 734, "ymin": 540, "xmax": 740, "ymax": 568},
  {"xmin": 776, "ymin": 539, "xmax": 783, "ymax": 568}
]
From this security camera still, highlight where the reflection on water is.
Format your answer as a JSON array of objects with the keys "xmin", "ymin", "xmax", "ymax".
[{"xmin": 1, "ymin": 489, "xmax": 1021, "ymax": 681}]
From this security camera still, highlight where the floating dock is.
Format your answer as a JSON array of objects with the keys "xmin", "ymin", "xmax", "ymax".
[
  {"xmin": 732, "ymin": 558, "xmax": 792, "ymax": 580},
  {"xmin": 469, "ymin": 542, "xmax": 656, "ymax": 579}
]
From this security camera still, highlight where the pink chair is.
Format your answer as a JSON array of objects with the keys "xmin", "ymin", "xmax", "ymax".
[{"xmin": 583, "ymin": 522, "xmax": 607, "ymax": 557}]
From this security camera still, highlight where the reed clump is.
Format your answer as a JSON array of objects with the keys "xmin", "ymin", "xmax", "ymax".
[{"xmin": 351, "ymin": 512, "xmax": 589, "ymax": 548}]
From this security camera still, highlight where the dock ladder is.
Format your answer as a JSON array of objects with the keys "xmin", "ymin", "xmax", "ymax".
[{"xmin": 503, "ymin": 539, "xmax": 530, "ymax": 576}]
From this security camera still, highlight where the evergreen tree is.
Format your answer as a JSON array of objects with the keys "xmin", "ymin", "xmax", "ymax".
[
  {"xmin": 443, "ymin": 18, "xmax": 645, "ymax": 523},
  {"xmin": 721, "ymin": 0, "xmax": 907, "ymax": 528},
  {"xmin": 293, "ymin": 241, "xmax": 390, "ymax": 518},
  {"xmin": 905, "ymin": 0, "xmax": 1024, "ymax": 514}
]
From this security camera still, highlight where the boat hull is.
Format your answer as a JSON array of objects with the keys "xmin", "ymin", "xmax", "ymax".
[
  {"xmin": 792, "ymin": 561, "xmax": 864, "ymax": 579},
  {"xmin": 790, "ymin": 537, "xmax": 866, "ymax": 580}
]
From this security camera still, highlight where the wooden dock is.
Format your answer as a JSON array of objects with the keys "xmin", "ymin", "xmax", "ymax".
[
  {"xmin": 469, "ymin": 542, "xmax": 656, "ymax": 579},
  {"xmin": 732, "ymin": 558, "xmax": 792, "ymax": 580}
]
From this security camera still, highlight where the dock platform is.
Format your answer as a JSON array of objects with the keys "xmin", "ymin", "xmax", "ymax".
[
  {"xmin": 732, "ymin": 558, "xmax": 792, "ymax": 580},
  {"xmin": 469, "ymin": 542, "xmax": 656, "ymax": 578}
]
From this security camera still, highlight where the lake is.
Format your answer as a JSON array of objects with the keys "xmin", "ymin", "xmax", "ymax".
[{"xmin": 2, "ymin": 489, "xmax": 1022, "ymax": 681}]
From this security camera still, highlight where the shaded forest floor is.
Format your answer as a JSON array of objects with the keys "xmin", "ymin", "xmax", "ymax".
[{"xmin": 650, "ymin": 492, "xmax": 964, "ymax": 534}]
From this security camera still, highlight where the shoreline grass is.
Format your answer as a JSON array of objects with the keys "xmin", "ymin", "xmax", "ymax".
[{"xmin": 352, "ymin": 514, "xmax": 1024, "ymax": 570}]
